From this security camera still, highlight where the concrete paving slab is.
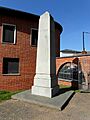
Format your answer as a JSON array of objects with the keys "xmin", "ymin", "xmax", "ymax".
[
  {"xmin": 81, "ymin": 89, "xmax": 90, "ymax": 93},
  {"xmin": 12, "ymin": 90, "xmax": 75, "ymax": 111}
]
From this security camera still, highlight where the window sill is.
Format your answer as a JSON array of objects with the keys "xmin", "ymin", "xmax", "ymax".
[
  {"xmin": 58, "ymin": 78, "xmax": 78, "ymax": 82},
  {"xmin": 3, "ymin": 73, "xmax": 20, "ymax": 76},
  {"xmin": 2, "ymin": 42, "xmax": 16, "ymax": 45},
  {"xmin": 31, "ymin": 45, "xmax": 37, "ymax": 47}
]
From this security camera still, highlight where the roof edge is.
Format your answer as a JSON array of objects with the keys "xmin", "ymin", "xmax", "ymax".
[{"xmin": 0, "ymin": 6, "xmax": 63, "ymax": 33}]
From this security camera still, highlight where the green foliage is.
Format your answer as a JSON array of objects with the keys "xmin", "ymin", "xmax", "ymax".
[{"xmin": 0, "ymin": 91, "xmax": 19, "ymax": 102}]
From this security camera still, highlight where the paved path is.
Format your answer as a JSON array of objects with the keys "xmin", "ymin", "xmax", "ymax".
[
  {"xmin": 0, "ymin": 93, "xmax": 90, "ymax": 120},
  {"xmin": 12, "ymin": 90, "xmax": 74, "ymax": 110}
]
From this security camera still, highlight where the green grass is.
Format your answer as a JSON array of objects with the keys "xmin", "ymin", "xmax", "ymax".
[
  {"xmin": 59, "ymin": 84, "xmax": 81, "ymax": 93},
  {"xmin": 59, "ymin": 84, "xmax": 71, "ymax": 89},
  {"xmin": 74, "ymin": 89, "xmax": 81, "ymax": 93},
  {"xmin": 0, "ymin": 90, "xmax": 20, "ymax": 102}
]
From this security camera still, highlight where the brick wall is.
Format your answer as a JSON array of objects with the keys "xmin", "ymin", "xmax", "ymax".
[
  {"xmin": 56, "ymin": 57, "xmax": 77, "ymax": 74},
  {"xmin": 56, "ymin": 56, "xmax": 90, "ymax": 89},
  {"xmin": 55, "ymin": 28, "xmax": 60, "ymax": 57},
  {"xmin": 0, "ymin": 15, "xmax": 38, "ymax": 91},
  {"xmin": 0, "ymin": 14, "xmax": 61, "ymax": 91}
]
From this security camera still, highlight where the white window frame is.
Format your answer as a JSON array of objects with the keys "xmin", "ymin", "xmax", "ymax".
[
  {"xmin": 31, "ymin": 28, "xmax": 38, "ymax": 47},
  {"xmin": 2, "ymin": 23, "xmax": 16, "ymax": 44}
]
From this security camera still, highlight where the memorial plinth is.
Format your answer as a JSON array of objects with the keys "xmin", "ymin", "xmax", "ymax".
[{"xmin": 32, "ymin": 12, "xmax": 59, "ymax": 98}]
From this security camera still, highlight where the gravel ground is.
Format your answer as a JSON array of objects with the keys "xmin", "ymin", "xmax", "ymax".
[{"xmin": 0, "ymin": 93, "xmax": 90, "ymax": 120}]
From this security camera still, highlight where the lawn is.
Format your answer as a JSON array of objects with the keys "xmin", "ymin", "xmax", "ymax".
[
  {"xmin": 59, "ymin": 84, "xmax": 81, "ymax": 93},
  {"xmin": 0, "ymin": 91, "xmax": 19, "ymax": 102}
]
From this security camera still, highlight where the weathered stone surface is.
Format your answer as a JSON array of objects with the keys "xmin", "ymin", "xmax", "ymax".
[
  {"xmin": 12, "ymin": 90, "xmax": 75, "ymax": 110},
  {"xmin": 32, "ymin": 12, "xmax": 59, "ymax": 98}
]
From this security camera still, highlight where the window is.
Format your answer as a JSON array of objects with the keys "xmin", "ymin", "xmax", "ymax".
[
  {"xmin": 2, "ymin": 24, "xmax": 16, "ymax": 44},
  {"xmin": 3, "ymin": 58, "xmax": 19, "ymax": 74},
  {"xmin": 31, "ymin": 29, "xmax": 38, "ymax": 46}
]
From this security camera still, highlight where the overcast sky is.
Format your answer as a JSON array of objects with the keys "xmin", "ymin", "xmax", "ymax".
[{"xmin": 0, "ymin": 0, "xmax": 90, "ymax": 51}]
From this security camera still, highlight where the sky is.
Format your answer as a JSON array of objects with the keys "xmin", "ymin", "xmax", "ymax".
[{"xmin": 0, "ymin": 0, "xmax": 90, "ymax": 51}]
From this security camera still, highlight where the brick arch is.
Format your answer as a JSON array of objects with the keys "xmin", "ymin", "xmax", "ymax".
[
  {"xmin": 56, "ymin": 57, "xmax": 79, "ymax": 75},
  {"xmin": 56, "ymin": 57, "xmax": 79, "ymax": 88},
  {"xmin": 57, "ymin": 62, "xmax": 71, "ymax": 77}
]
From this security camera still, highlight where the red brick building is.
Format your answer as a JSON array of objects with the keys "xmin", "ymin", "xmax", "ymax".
[{"xmin": 0, "ymin": 7, "xmax": 63, "ymax": 91}]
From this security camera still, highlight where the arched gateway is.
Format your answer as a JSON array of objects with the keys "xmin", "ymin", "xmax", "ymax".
[
  {"xmin": 57, "ymin": 62, "xmax": 79, "ymax": 89},
  {"xmin": 56, "ymin": 56, "xmax": 90, "ymax": 90}
]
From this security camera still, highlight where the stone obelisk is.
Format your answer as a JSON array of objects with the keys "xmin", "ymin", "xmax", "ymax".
[{"xmin": 32, "ymin": 12, "xmax": 59, "ymax": 98}]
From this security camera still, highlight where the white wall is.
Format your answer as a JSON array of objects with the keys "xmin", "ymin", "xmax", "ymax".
[{"xmin": 60, "ymin": 52, "xmax": 74, "ymax": 57}]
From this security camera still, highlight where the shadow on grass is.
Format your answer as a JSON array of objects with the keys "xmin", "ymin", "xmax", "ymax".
[
  {"xmin": 54, "ymin": 86, "xmax": 78, "ymax": 97},
  {"xmin": 59, "ymin": 87, "xmax": 72, "ymax": 94}
]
